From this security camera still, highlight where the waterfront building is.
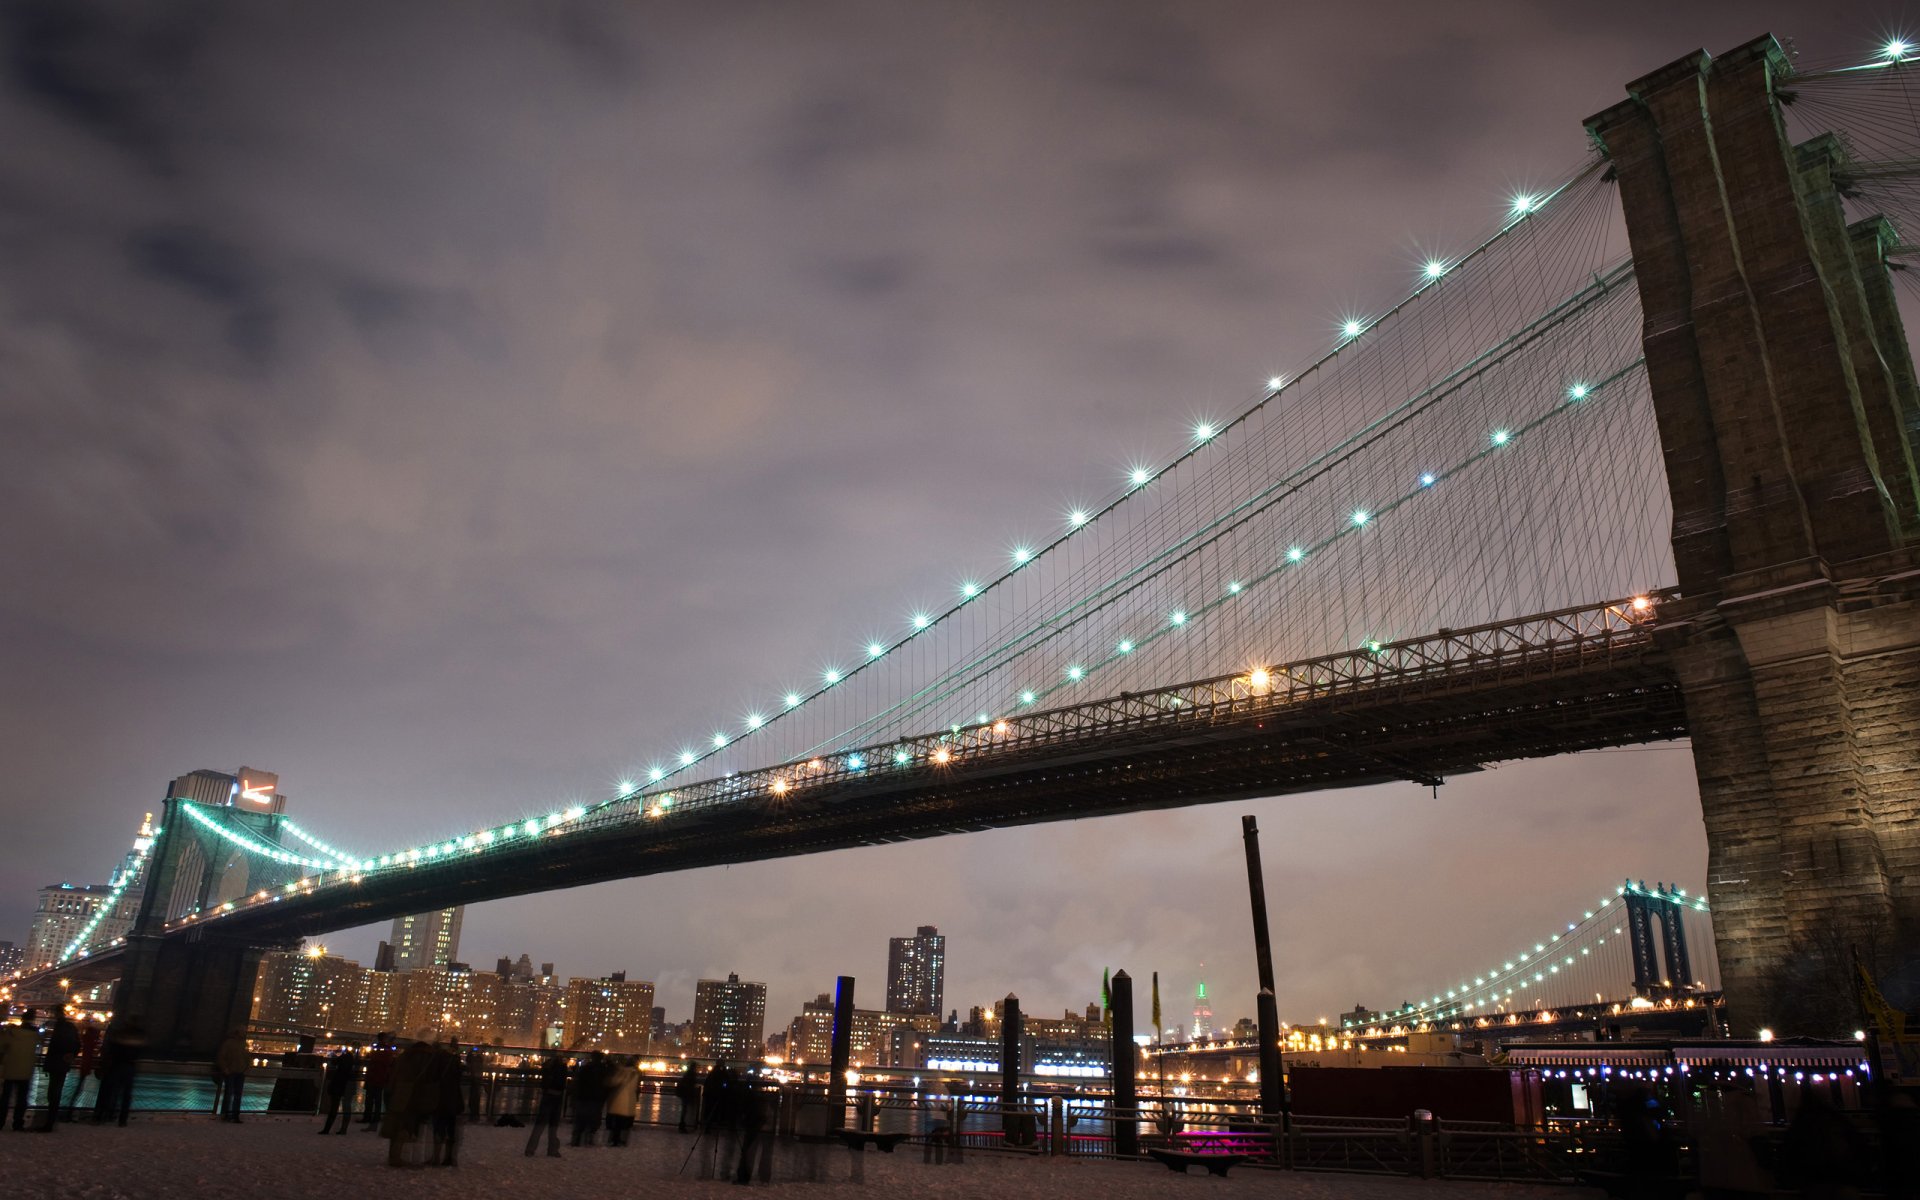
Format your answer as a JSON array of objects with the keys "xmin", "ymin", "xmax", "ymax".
[
  {"xmin": 885, "ymin": 925, "xmax": 945, "ymax": 1015},
  {"xmin": 691, "ymin": 972, "xmax": 766, "ymax": 1060},
  {"xmin": 252, "ymin": 945, "xmax": 362, "ymax": 1031},
  {"xmin": 399, "ymin": 963, "xmax": 501, "ymax": 1041},
  {"xmin": 562, "ymin": 972, "xmax": 654, "ymax": 1054}
]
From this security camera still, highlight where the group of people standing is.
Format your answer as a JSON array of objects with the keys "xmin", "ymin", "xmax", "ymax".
[
  {"xmin": 0, "ymin": 1008, "xmax": 146, "ymax": 1129},
  {"xmin": 523, "ymin": 1048, "xmax": 643, "ymax": 1156}
]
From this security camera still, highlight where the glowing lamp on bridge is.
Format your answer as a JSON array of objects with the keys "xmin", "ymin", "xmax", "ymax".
[
  {"xmin": 1249, "ymin": 668, "xmax": 1271, "ymax": 689},
  {"xmin": 1169, "ymin": 610, "xmax": 1187, "ymax": 626},
  {"xmin": 678, "ymin": 751, "xmax": 696, "ymax": 766},
  {"xmin": 911, "ymin": 612, "xmax": 931, "ymax": 630},
  {"xmin": 1510, "ymin": 193, "xmax": 1538, "ymax": 217},
  {"xmin": 931, "ymin": 748, "xmax": 952, "ymax": 765},
  {"xmin": 1116, "ymin": 640, "xmax": 1133, "ymax": 654},
  {"xmin": 1019, "ymin": 690, "xmax": 1036, "ymax": 705},
  {"xmin": 1491, "ymin": 430, "xmax": 1510, "ymax": 446},
  {"xmin": 770, "ymin": 778, "xmax": 789, "ymax": 796},
  {"xmin": 1066, "ymin": 665, "xmax": 1085, "ymax": 681},
  {"xmin": 1341, "ymin": 319, "xmax": 1364, "ymax": 338},
  {"xmin": 1423, "ymin": 259, "xmax": 1448, "ymax": 280},
  {"xmin": 892, "ymin": 748, "xmax": 910, "ymax": 764},
  {"xmin": 1351, "ymin": 509, "xmax": 1370, "ymax": 526},
  {"xmin": 649, "ymin": 766, "xmax": 666, "ymax": 781},
  {"xmin": 1888, "ymin": 39, "xmax": 1912, "ymax": 61},
  {"xmin": 1267, "ymin": 376, "xmax": 1285, "ymax": 390},
  {"xmin": 1631, "ymin": 595, "xmax": 1652, "ymax": 613},
  {"xmin": 1193, "ymin": 421, "xmax": 1217, "ymax": 441},
  {"xmin": 1287, "ymin": 546, "xmax": 1304, "ymax": 562},
  {"xmin": 1012, "ymin": 547, "xmax": 1032, "ymax": 565},
  {"xmin": 1129, "ymin": 467, "xmax": 1153, "ymax": 487},
  {"xmin": 1068, "ymin": 509, "xmax": 1089, "ymax": 527},
  {"xmin": 823, "ymin": 668, "xmax": 842, "ymax": 685},
  {"xmin": 961, "ymin": 581, "xmax": 981, "ymax": 599}
]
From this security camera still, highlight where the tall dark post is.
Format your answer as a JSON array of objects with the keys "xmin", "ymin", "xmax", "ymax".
[
  {"xmin": 1109, "ymin": 970, "xmax": 1138, "ymax": 1156},
  {"xmin": 998, "ymin": 994, "xmax": 1022, "ymax": 1112},
  {"xmin": 1242, "ymin": 815, "xmax": 1285, "ymax": 1119},
  {"xmin": 828, "ymin": 975, "xmax": 855, "ymax": 1119}
]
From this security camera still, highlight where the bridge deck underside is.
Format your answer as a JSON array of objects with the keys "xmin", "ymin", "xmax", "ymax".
[{"xmin": 184, "ymin": 649, "xmax": 1688, "ymax": 944}]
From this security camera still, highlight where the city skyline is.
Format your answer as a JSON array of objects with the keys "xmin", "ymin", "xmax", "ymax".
[{"xmin": 3, "ymin": 1, "xmax": 1866, "ymax": 1039}]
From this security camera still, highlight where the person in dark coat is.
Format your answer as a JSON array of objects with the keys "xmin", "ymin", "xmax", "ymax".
[
  {"xmin": 675, "ymin": 1062, "xmax": 700, "ymax": 1132},
  {"xmin": 69, "ymin": 1023, "xmax": 102, "ymax": 1119},
  {"xmin": 380, "ymin": 1040, "xmax": 434, "ymax": 1169},
  {"xmin": 38, "ymin": 1013, "xmax": 81, "ymax": 1131},
  {"xmin": 734, "ymin": 1071, "xmax": 772, "ymax": 1184},
  {"xmin": 523, "ymin": 1051, "xmax": 568, "ymax": 1158},
  {"xmin": 569, "ymin": 1050, "xmax": 612, "ymax": 1147},
  {"xmin": 360, "ymin": 1035, "xmax": 394, "ymax": 1129},
  {"xmin": 94, "ymin": 1015, "xmax": 145, "ymax": 1126},
  {"xmin": 427, "ymin": 1040, "xmax": 464, "ymax": 1167},
  {"xmin": 701, "ymin": 1060, "xmax": 736, "ymax": 1132},
  {"xmin": 318, "ymin": 1048, "xmax": 359, "ymax": 1134}
]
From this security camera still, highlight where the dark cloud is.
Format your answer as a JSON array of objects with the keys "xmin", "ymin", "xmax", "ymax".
[{"xmin": 0, "ymin": 0, "xmax": 1878, "ymax": 1032}]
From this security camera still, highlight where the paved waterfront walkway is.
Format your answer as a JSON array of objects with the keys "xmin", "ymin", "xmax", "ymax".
[{"xmin": 0, "ymin": 1116, "xmax": 1589, "ymax": 1198}]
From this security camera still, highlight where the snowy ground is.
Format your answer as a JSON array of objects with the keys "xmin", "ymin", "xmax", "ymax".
[{"xmin": 0, "ymin": 1115, "xmax": 1591, "ymax": 1199}]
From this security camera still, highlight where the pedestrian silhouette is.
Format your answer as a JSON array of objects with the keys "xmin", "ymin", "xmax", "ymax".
[
  {"xmin": 0, "ymin": 1008, "xmax": 39, "ymax": 1131},
  {"xmin": 523, "ymin": 1050, "xmax": 568, "ymax": 1158}
]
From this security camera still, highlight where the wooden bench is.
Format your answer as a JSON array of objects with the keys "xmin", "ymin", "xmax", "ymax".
[
  {"xmin": 835, "ymin": 1129, "xmax": 909, "ymax": 1153},
  {"xmin": 1148, "ymin": 1148, "xmax": 1249, "ymax": 1177}
]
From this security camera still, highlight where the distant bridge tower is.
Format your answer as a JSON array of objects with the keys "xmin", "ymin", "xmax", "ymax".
[
  {"xmin": 1622, "ymin": 882, "xmax": 1696, "ymax": 998},
  {"xmin": 1589, "ymin": 36, "xmax": 1920, "ymax": 1030},
  {"xmin": 117, "ymin": 771, "xmax": 307, "ymax": 1059}
]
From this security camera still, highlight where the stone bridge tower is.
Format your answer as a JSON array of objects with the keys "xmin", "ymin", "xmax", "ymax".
[{"xmin": 1588, "ymin": 36, "xmax": 1920, "ymax": 1030}]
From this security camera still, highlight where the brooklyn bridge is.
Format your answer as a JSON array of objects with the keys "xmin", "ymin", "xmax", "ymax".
[{"xmin": 15, "ymin": 33, "xmax": 1920, "ymax": 1064}]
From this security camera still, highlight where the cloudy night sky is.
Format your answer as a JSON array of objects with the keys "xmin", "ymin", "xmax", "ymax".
[{"xmin": 1, "ymin": 1, "xmax": 1902, "ymax": 1033}]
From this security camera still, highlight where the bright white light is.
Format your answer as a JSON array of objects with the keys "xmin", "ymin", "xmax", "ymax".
[
  {"xmin": 784, "ymin": 692, "xmax": 802, "ymax": 708},
  {"xmin": 1066, "ymin": 665, "xmax": 1085, "ymax": 680},
  {"xmin": 747, "ymin": 713, "xmax": 764, "ymax": 730},
  {"xmin": 1249, "ymin": 668, "xmax": 1271, "ymax": 688},
  {"xmin": 823, "ymin": 668, "xmax": 842, "ymax": 684},
  {"xmin": 1019, "ymin": 690, "xmax": 1036, "ymax": 704},
  {"xmin": 1069, "ymin": 509, "xmax": 1089, "ymax": 527},
  {"xmin": 1012, "ymin": 547, "xmax": 1032, "ymax": 565},
  {"xmin": 712, "ymin": 732, "xmax": 727, "ymax": 748},
  {"xmin": 1117, "ymin": 639, "xmax": 1133, "ymax": 653},
  {"xmin": 1424, "ymin": 259, "xmax": 1448, "ymax": 279},
  {"xmin": 961, "ymin": 581, "xmax": 980, "ymax": 598},
  {"xmin": 1194, "ymin": 421, "xmax": 1216, "ymax": 441},
  {"xmin": 1287, "ymin": 546, "xmax": 1304, "ymax": 562},
  {"xmin": 1352, "ymin": 509, "xmax": 1370, "ymax": 526},
  {"xmin": 648, "ymin": 767, "xmax": 665, "ymax": 782},
  {"xmin": 1511, "ymin": 193, "xmax": 1537, "ymax": 217},
  {"xmin": 1419, "ymin": 473, "xmax": 1435, "ymax": 487},
  {"xmin": 1130, "ymin": 466, "xmax": 1153, "ymax": 487},
  {"xmin": 1169, "ymin": 610, "xmax": 1187, "ymax": 626},
  {"xmin": 1568, "ymin": 382, "xmax": 1589, "ymax": 400},
  {"xmin": 912, "ymin": 612, "xmax": 931, "ymax": 629},
  {"xmin": 1268, "ymin": 375, "xmax": 1285, "ymax": 390},
  {"xmin": 893, "ymin": 749, "xmax": 910, "ymax": 764},
  {"xmin": 1889, "ymin": 39, "xmax": 1912, "ymax": 60},
  {"xmin": 867, "ymin": 642, "xmax": 886, "ymax": 658},
  {"xmin": 1342, "ymin": 319, "xmax": 1363, "ymax": 338},
  {"xmin": 847, "ymin": 754, "xmax": 866, "ymax": 770},
  {"xmin": 678, "ymin": 751, "xmax": 695, "ymax": 766},
  {"xmin": 1492, "ymin": 429, "xmax": 1510, "ymax": 446},
  {"xmin": 1226, "ymin": 581, "xmax": 1242, "ymax": 594}
]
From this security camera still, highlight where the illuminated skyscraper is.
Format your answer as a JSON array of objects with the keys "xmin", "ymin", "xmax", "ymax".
[
  {"xmin": 885, "ymin": 925, "xmax": 945, "ymax": 1016},
  {"xmin": 691, "ymin": 972, "xmax": 766, "ymax": 1060},
  {"xmin": 1191, "ymin": 979, "xmax": 1213, "ymax": 1041},
  {"xmin": 389, "ymin": 906, "xmax": 464, "ymax": 971}
]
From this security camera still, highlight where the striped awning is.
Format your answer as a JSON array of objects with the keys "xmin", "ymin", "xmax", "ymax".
[{"xmin": 1502, "ymin": 1046, "xmax": 1671, "ymax": 1067}]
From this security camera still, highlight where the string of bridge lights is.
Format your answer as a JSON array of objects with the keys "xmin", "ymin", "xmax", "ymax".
[
  {"xmin": 588, "ymin": 165, "xmax": 1606, "ymax": 808},
  {"xmin": 1385, "ymin": 881, "xmax": 1712, "ymax": 1024},
  {"xmin": 280, "ymin": 818, "xmax": 361, "ymax": 868},
  {"xmin": 58, "ymin": 835, "xmax": 156, "ymax": 963}
]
